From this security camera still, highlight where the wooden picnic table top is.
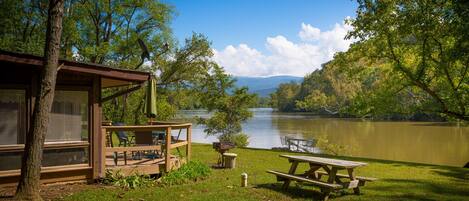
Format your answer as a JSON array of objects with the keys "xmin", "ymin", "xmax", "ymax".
[{"xmin": 280, "ymin": 155, "xmax": 367, "ymax": 169}]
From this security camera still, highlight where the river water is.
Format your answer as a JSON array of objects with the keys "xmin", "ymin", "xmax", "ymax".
[{"xmin": 178, "ymin": 108, "xmax": 469, "ymax": 167}]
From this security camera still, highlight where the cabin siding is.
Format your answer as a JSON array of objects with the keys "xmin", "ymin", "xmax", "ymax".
[
  {"xmin": 91, "ymin": 75, "xmax": 102, "ymax": 179},
  {"xmin": 0, "ymin": 65, "xmax": 97, "ymax": 186},
  {"xmin": 0, "ymin": 51, "xmax": 159, "ymax": 187}
]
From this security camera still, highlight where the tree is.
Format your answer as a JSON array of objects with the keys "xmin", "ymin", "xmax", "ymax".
[
  {"xmin": 348, "ymin": 0, "xmax": 469, "ymax": 121},
  {"xmin": 294, "ymin": 43, "xmax": 403, "ymax": 118},
  {"xmin": 0, "ymin": 0, "xmax": 47, "ymax": 55},
  {"xmin": 0, "ymin": 1, "xmax": 232, "ymax": 124},
  {"xmin": 274, "ymin": 82, "xmax": 301, "ymax": 112},
  {"xmin": 0, "ymin": 1, "xmax": 252, "ymax": 127},
  {"xmin": 197, "ymin": 65, "xmax": 256, "ymax": 147},
  {"xmin": 102, "ymin": 33, "xmax": 223, "ymax": 123},
  {"xmin": 15, "ymin": 0, "xmax": 65, "ymax": 200}
]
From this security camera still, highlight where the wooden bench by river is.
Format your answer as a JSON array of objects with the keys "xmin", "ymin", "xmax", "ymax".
[{"xmin": 280, "ymin": 136, "xmax": 317, "ymax": 153}]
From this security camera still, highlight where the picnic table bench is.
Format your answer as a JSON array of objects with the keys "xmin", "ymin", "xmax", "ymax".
[{"xmin": 267, "ymin": 155, "xmax": 376, "ymax": 201}]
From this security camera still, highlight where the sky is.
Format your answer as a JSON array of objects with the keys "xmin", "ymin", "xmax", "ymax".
[{"xmin": 164, "ymin": 0, "xmax": 359, "ymax": 77}]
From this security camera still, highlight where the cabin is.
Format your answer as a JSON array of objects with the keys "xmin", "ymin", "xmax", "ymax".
[{"xmin": 0, "ymin": 50, "xmax": 192, "ymax": 187}]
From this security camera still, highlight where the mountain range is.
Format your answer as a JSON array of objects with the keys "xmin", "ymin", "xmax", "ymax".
[{"xmin": 233, "ymin": 75, "xmax": 303, "ymax": 97}]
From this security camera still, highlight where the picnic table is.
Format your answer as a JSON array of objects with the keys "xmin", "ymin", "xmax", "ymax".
[{"xmin": 267, "ymin": 155, "xmax": 376, "ymax": 201}]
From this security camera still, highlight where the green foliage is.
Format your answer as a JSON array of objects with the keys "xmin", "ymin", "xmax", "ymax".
[
  {"xmin": 0, "ymin": 0, "xmax": 174, "ymax": 61},
  {"xmin": 0, "ymin": 0, "xmax": 46, "ymax": 55},
  {"xmin": 197, "ymin": 66, "xmax": 256, "ymax": 140},
  {"xmin": 1, "ymin": 1, "xmax": 231, "ymax": 124},
  {"xmin": 160, "ymin": 160, "xmax": 211, "ymax": 186},
  {"xmin": 101, "ymin": 170, "xmax": 155, "ymax": 189},
  {"xmin": 274, "ymin": 82, "xmax": 301, "ymax": 112},
  {"xmin": 272, "ymin": 43, "xmax": 403, "ymax": 118},
  {"xmin": 218, "ymin": 133, "xmax": 250, "ymax": 148},
  {"xmin": 347, "ymin": 0, "xmax": 469, "ymax": 121},
  {"xmin": 254, "ymin": 96, "xmax": 272, "ymax": 108},
  {"xmin": 102, "ymin": 33, "xmax": 221, "ymax": 124},
  {"xmin": 271, "ymin": 1, "xmax": 469, "ymax": 122},
  {"xmin": 296, "ymin": 90, "xmax": 329, "ymax": 112}
]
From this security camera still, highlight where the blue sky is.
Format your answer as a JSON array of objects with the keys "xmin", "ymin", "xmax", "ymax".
[{"xmin": 164, "ymin": 0, "xmax": 359, "ymax": 77}]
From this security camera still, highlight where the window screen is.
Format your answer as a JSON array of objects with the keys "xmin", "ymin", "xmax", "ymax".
[
  {"xmin": 0, "ymin": 89, "xmax": 26, "ymax": 145},
  {"xmin": 46, "ymin": 90, "xmax": 89, "ymax": 142}
]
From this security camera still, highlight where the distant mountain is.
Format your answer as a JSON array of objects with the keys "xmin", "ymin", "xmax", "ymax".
[{"xmin": 234, "ymin": 75, "xmax": 303, "ymax": 97}]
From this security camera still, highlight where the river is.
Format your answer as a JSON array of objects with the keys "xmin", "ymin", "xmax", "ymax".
[{"xmin": 178, "ymin": 108, "xmax": 469, "ymax": 167}]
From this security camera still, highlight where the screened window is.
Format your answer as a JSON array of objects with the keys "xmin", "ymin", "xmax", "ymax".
[
  {"xmin": 46, "ymin": 90, "xmax": 89, "ymax": 142},
  {"xmin": 0, "ymin": 148, "xmax": 89, "ymax": 171},
  {"xmin": 0, "ymin": 90, "xmax": 90, "ymax": 171},
  {"xmin": 0, "ymin": 89, "xmax": 26, "ymax": 145}
]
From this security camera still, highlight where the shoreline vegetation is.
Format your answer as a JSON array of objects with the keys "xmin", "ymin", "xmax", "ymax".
[
  {"xmin": 41, "ymin": 143, "xmax": 469, "ymax": 200},
  {"xmin": 264, "ymin": 1, "xmax": 469, "ymax": 123},
  {"xmin": 180, "ymin": 108, "xmax": 469, "ymax": 124}
]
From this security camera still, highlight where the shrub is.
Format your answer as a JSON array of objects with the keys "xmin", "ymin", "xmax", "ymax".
[
  {"xmin": 218, "ymin": 133, "xmax": 249, "ymax": 148},
  {"xmin": 101, "ymin": 170, "xmax": 155, "ymax": 189},
  {"xmin": 160, "ymin": 160, "xmax": 211, "ymax": 185}
]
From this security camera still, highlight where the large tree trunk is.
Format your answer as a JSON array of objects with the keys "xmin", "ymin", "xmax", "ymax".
[{"xmin": 15, "ymin": 0, "xmax": 65, "ymax": 200}]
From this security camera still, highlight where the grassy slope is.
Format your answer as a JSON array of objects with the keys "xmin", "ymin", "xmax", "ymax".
[{"xmin": 64, "ymin": 144, "xmax": 469, "ymax": 201}]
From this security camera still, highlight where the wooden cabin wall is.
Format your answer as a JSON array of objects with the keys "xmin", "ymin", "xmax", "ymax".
[
  {"xmin": 0, "ymin": 62, "xmax": 100, "ymax": 186},
  {"xmin": 91, "ymin": 75, "xmax": 102, "ymax": 179}
]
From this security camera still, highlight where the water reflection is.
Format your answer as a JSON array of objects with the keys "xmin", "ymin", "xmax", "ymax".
[{"xmin": 179, "ymin": 108, "xmax": 469, "ymax": 167}]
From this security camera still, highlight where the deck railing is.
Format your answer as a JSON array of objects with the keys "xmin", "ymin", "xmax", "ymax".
[{"xmin": 100, "ymin": 123, "xmax": 192, "ymax": 176}]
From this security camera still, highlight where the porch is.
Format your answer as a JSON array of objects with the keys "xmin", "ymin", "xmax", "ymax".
[
  {"xmin": 100, "ymin": 122, "xmax": 192, "ymax": 176},
  {"xmin": 0, "ymin": 50, "xmax": 192, "ymax": 187}
]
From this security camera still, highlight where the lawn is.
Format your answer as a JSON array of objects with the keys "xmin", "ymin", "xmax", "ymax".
[{"xmin": 63, "ymin": 143, "xmax": 469, "ymax": 201}]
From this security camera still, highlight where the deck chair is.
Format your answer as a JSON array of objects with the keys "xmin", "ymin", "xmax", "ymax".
[{"xmin": 112, "ymin": 122, "xmax": 134, "ymax": 165}]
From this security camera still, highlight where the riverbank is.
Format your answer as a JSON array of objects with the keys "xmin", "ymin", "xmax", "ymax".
[
  {"xmin": 55, "ymin": 143, "xmax": 469, "ymax": 201},
  {"xmin": 185, "ymin": 110, "xmax": 469, "ymax": 167}
]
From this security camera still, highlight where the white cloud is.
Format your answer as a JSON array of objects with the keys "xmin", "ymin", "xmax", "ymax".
[
  {"xmin": 212, "ymin": 44, "xmax": 268, "ymax": 76},
  {"xmin": 213, "ymin": 19, "xmax": 354, "ymax": 77},
  {"xmin": 299, "ymin": 23, "xmax": 321, "ymax": 41}
]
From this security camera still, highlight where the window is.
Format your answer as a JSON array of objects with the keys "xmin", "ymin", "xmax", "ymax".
[
  {"xmin": 0, "ymin": 148, "xmax": 89, "ymax": 171},
  {"xmin": 0, "ymin": 89, "xmax": 26, "ymax": 145},
  {"xmin": 0, "ymin": 89, "xmax": 90, "ymax": 171},
  {"xmin": 46, "ymin": 90, "xmax": 89, "ymax": 142}
]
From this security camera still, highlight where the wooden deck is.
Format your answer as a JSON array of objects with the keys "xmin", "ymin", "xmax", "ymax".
[
  {"xmin": 105, "ymin": 154, "xmax": 184, "ymax": 175},
  {"xmin": 101, "ymin": 123, "xmax": 191, "ymax": 177}
]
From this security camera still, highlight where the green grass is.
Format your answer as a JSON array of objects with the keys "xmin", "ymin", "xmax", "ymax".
[
  {"xmin": 63, "ymin": 143, "xmax": 469, "ymax": 201},
  {"xmin": 160, "ymin": 160, "xmax": 211, "ymax": 185}
]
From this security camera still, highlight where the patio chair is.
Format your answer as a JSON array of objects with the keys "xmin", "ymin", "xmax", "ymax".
[
  {"xmin": 113, "ymin": 122, "xmax": 134, "ymax": 147},
  {"xmin": 112, "ymin": 122, "xmax": 134, "ymax": 165}
]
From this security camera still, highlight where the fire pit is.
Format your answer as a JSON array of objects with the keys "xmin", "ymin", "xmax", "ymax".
[{"xmin": 213, "ymin": 142, "xmax": 235, "ymax": 167}]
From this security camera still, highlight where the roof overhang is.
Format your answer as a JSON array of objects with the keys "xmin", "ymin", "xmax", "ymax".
[{"xmin": 0, "ymin": 50, "xmax": 151, "ymax": 88}]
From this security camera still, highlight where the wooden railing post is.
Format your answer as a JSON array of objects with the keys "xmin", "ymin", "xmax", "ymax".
[
  {"xmin": 186, "ymin": 125, "xmax": 192, "ymax": 161},
  {"xmin": 165, "ymin": 127, "xmax": 172, "ymax": 172},
  {"xmin": 100, "ymin": 127, "xmax": 107, "ymax": 177}
]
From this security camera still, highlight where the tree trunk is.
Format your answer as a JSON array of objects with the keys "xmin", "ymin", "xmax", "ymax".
[{"xmin": 15, "ymin": 0, "xmax": 65, "ymax": 200}]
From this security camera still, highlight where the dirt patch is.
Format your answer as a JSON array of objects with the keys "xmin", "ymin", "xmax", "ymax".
[{"xmin": 0, "ymin": 182, "xmax": 102, "ymax": 201}]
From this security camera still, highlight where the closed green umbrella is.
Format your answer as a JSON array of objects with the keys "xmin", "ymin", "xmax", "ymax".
[{"xmin": 145, "ymin": 78, "xmax": 157, "ymax": 119}]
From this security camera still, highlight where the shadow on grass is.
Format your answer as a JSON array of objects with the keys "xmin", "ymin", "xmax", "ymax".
[
  {"xmin": 257, "ymin": 177, "xmax": 469, "ymax": 201},
  {"xmin": 255, "ymin": 183, "xmax": 358, "ymax": 200},
  {"xmin": 255, "ymin": 183, "xmax": 323, "ymax": 200},
  {"xmin": 371, "ymin": 178, "xmax": 469, "ymax": 200},
  {"xmin": 432, "ymin": 168, "xmax": 469, "ymax": 181}
]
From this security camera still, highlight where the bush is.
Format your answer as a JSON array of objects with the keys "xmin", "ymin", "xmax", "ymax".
[
  {"xmin": 219, "ymin": 133, "xmax": 249, "ymax": 148},
  {"xmin": 101, "ymin": 170, "xmax": 155, "ymax": 189},
  {"xmin": 160, "ymin": 160, "xmax": 211, "ymax": 185}
]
